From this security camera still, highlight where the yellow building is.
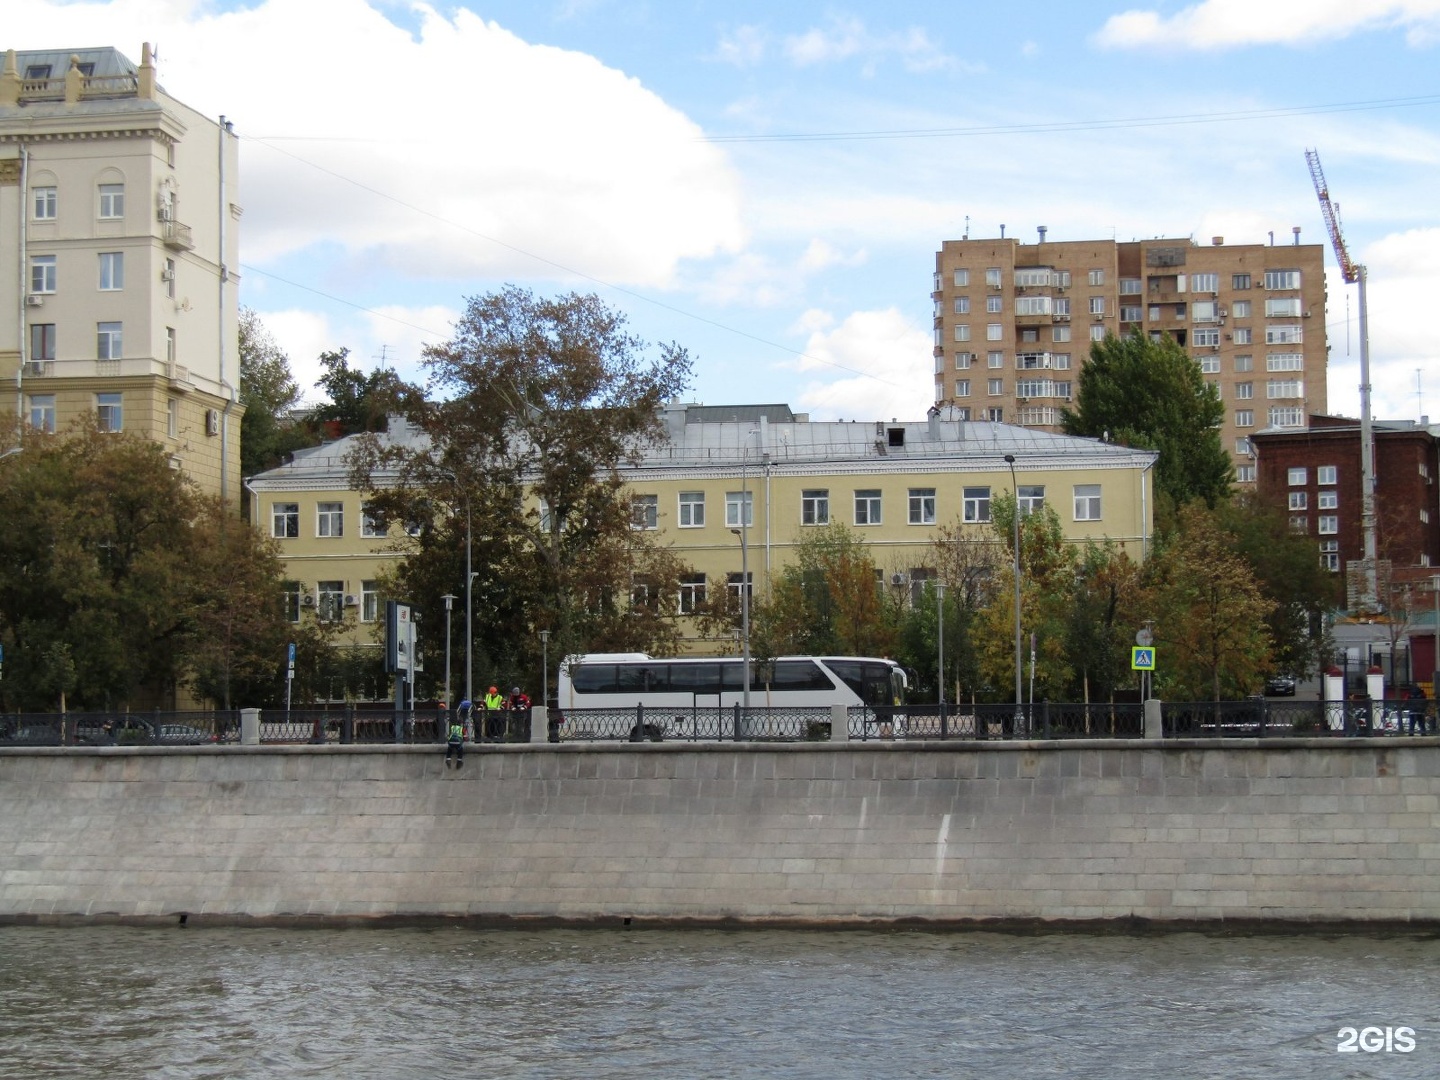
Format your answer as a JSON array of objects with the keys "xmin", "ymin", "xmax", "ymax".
[
  {"xmin": 933, "ymin": 231, "xmax": 1328, "ymax": 485},
  {"xmin": 0, "ymin": 45, "xmax": 242, "ymax": 509},
  {"xmin": 247, "ymin": 405, "xmax": 1158, "ymax": 652}
]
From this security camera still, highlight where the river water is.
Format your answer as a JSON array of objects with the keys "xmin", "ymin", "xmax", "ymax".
[{"xmin": 1, "ymin": 926, "xmax": 1436, "ymax": 1078}]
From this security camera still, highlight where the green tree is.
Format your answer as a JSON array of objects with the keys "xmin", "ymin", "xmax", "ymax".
[
  {"xmin": 348, "ymin": 288, "xmax": 695, "ymax": 689},
  {"xmin": 1064, "ymin": 541, "xmax": 1145, "ymax": 702},
  {"xmin": 312, "ymin": 347, "xmax": 410, "ymax": 437},
  {"xmin": 1063, "ymin": 331, "xmax": 1231, "ymax": 514},
  {"xmin": 1145, "ymin": 504, "xmax": 1275, "ymax": 700},
  {"xmin": 239, "ymin": 308, "xmax": 312, "ymax": 477}
]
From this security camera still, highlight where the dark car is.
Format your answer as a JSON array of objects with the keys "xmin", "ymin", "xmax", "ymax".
[{"xmin": 1265, "ymin": 674, "xmax": 1297, "ymax": 696}]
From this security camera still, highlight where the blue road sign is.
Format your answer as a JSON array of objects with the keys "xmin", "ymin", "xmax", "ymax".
[{"xmin": 1131, "ymin": 646, "xmax": 1156, "ymax": 671}]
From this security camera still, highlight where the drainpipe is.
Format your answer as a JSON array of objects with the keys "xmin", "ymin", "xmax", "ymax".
[
  {"xmin": 1140, "ymin": 455, "xmax": 1155, "ymax": 561},
  {"xmin": 217, "ymin": 115, "xmax": 234, "ymax": 517},
  {"xmin": 15, "ymin": 144, "xmax": 26, "ymax": 434}
]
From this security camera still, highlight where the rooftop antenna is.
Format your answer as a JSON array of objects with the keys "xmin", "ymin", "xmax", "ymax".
[
  {"xmin": 1419, "ymin": 368, "xmax": 1425, "ymax": 419},
  {"xmin": 374, "ymin": 345, "xmax": 393, "ymax": 370},
  {"xmin": 964, "ymin": 214, "xmax": 970, "ymax": 240}
]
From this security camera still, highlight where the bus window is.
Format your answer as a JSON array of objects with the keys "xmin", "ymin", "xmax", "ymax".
[
  {"xmin": 669, "ymin": 663, "xmax": 720, "ymax": 696},
  {"xmin": 772, "ymin": 660, "xmax": 835, "ymax": 692},
  {"xmin": 618, "ymin": 664, "xmax": 668, "ymax": 694},
  {"xmin": 571, "ymin": 665, "xmax": 617, "ymax": 694},
  {"xmin": 825, "ymin": 660, "xmax": 864, "ymax": 700}
]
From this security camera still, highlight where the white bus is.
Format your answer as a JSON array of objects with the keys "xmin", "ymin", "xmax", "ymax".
[{"xmin": 556, "ymin": 653, "xmax": 907, "ymax": 739}]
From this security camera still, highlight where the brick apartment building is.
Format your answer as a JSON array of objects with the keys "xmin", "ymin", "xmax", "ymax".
[{"xmin": 933, "ymin": 231, "xmax": 1328, "ymax": 482}]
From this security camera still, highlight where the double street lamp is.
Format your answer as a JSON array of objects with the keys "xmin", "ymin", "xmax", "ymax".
[{"xmin": 1004, "ymin": 453, "xmax": 1023, "ymax": 731}]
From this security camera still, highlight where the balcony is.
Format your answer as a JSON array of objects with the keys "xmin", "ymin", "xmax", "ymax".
[{"xmin": 161, "ymin": 220, "xmax": 194, "ymax": 251}]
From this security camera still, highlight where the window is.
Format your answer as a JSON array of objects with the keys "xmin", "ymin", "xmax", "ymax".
[
  {"xmin": 1264, "ymin": 269, "xmax": 1301, "ymax": 290},
  {"xmin": 30, "ymin": 255, "xmax": 56, "ymax": 294},
  {"xmin": 1022, "ymin": 328, "xmax": 1040, "ymax": 344},
  {"xmin": 1054, "ymin": 297, "xmax": 1071, "ymax": 315},
  {"xmin": 1194, "ymin": 328, "xmax": 1221, "ymax": 348},
  {"xmin": 1198, "ymin": 355, "xmax": 1220, "ymax": 373},
  {"xmin": 1053, "ymin": 353, "xmax": 1071, "ymax": 369},
  {"xmin": 1232, "ymin": 327, "xmax": 1252, "ymax": 345},
  {"xmin": 727, "ymin": 572, "xmax": 752, "ymax": 604},
  {"xmin": 1265, "ymin": 297, "xmax": 1302, "ymax": 317},
  {"xmin": 1290, "ymin": 516, "xmax": 1308, "ymax": 533},
  {"xmin": 1287, "ymin": 467, "xmax": 1307, "ymax": 486},
  {"xmin": 963, "ymin": 486, "xmax": 991, "ymax": 522},
  {"xmin": 908, "ymin": 488, "xmax": 936, "ymax": 525},
  {"xmin": 1319, "ymin": 540, "xmax": 1339, "ymax": 572},
  {"xmin": 1318, "ymin": 465, "xmax": 1337, "ymax": 485},
  {"xmin": 362, "ymin": 504, "xmax": 388, "ymax": 538},
  {"xmin": 317, "ymin": 581, "xmax": 345, "ymax": 622},
  {"xmin": 1119, "ymin": 277, "xmax": 1142, "ymax": 295},
  {"xmin": 725, "ymin": 491, "xmax": 753, "ymax": 528},
  {"xmin": 1148, "ymin": 305, "xmax": 1162, "ymax": 322},
  {"xmin": 1266, "ymin": 326, "xmax": 1303, "ymax": 345},
  {"xmin": 801, "ymin": 489, "xmax": 830, "ymax": 526},
  {"xmin": 1236, "ymin": 464, "xmax": 1256, "ymax": 483},
  {"xmin": 678, "ymin": 491, "xmax": 705, "ymax": 527},
  {"xmin": 99, "ymin": 252, "xmax": 124, "ymax": 291},
  {"xmin": 988, "ymin": 378, "xmax": 1004, "ymax": 396},
  {"xmin": 855, "ymin": 489, "xmax": 882, "ymax": 525},
  {"xmin": 986, "ymin": 324, "xmax": 1003, "ymax": 341},
  {"xmin": 679, "ymin": 574, "xmax": 706, "ymax": 614},
  {"xmin": 1318, "ymin": 515, "xmax": 1339, "ymax": 535},
  {"xmin": 1015, "ymin": 268, "xmax": 1051, "ymax": 287},
  {"xmin": 164, "ymin": 257, "xmax": 176, "ymax": 299},
  {"xmin": 1235, "ymin": 410, "xmax": 1254, "ymax": 427},
  {"xmin": 1228, "ymin": 300, "xmax": 1250, "ymax": 319},
  {"xmin": 1269, "ymin": 406, "xmax": 1304, "ymax": 427},
  {"xmin": 33, "ymin": 186, "xmax": 56, "ymax": 220},
  {"xmin": 987, "ymin": 351, "xmax": 1005, "ymax": 369},
  {"xmin": 953, "ymin": 296, "xmax": 970, "ymax": 314},
  {"xmin": 953, "ymin": 269, "xmax": 969, "ymax": 287},
  {"xmin": 98, "ymin": 183, "xmax": 124, "ymax": 219},
  {"xmin": 630, "ymin": 494, "xmax": 658, "ymax": 530},
  {"xmin": 1289, "ymin": 492, "xmax": 1308, "ymax": 510},
  {"xmin": 953, "ymin": 406, "xmax": 971, "ymax": 421},
  {"xmin": 30, "ymin": 323, "xmax": 55, "ymax": 362},
  {"xmin": 1089, "ymin": 296, "xmax": 1105, "ymax": 315},
  {"xmin": 954, "ymin": 324, "xmax": 970, "ymax": 342},
  {"xmin": 28, "ymin": 394, "xmax": 56, "ymax": 433},
  {"xmin": 1052, "ymin": 325, "xmax": 1070, "ymax": 342},
  {"xmin": 986, "ymin": 295, "xmax": 1003, "ymax": 314},
  {"xmin": 96, "ymin": 392, "xmax": 122, "ymax": 432},
  {"xmin": 1233, "ymin": 273, "xmax": 1251, "ymax": 291},
  {"xmin": 1120, "ymin": 305, "xmax": 1143, "ymax": 322},
  {"xmin": 1235, "ymin": 354, "xmax": 1253, "ymax": 373},
  {"xmin": 1088, "ymin": 269, "xmax": 1105, "ymax": 286},
  {"xmin": 1191, "ymin": 272, "xmax": 1218, "ymax": 292},
  {"xmin": 362, "ymin": 581, "xmax": 379, "ymax": 623},
  {"xmin": 955, "ymin": 352, "xmax": 972, "ymax": 370},
  {"xmin": 282, "ymin": 583, "xmax": 301, "ymax": 624},
  {"xmin": 1267, "ymin": 353, "xmax": 1303, "ymax": 372},
  {"xmin": 1018, "ymin": 485, "xmax": 1045, "ymax": 515},
  {"xmin": 985, "ymin": 407, "xmax": 1004, "ymax": 422},
  {"xmin": 96, "ymin": 321, "xmax": 122, "ymax": 360},
  {"xmin": 1015, "ymin": 296, "xmax": 1051, "ymax": 316},
  {"xmin": 1318, "ymin": 491, "xmax": 1338, "ymax": 510},
  {"xmin": 1236, "ymin": 437, "xmax": 1252, "ymax": 455},
  {"xmin": 1267, "ymin": 379, "xmax": 1303, "ymax": 399},
  {"xmin": 272, "ymin": 503, "xmax": 299, "ymax": 538},
  {"xmin": 1174, "ymin": 303, "xmax": 1187, "ymax": 319},
  {"xmin": 1073, "ymin": 484, "xmax": 1101, "ymax": 521},
  {"xmin": 167, "ymin": 397, "xmax": 179, "ymax": 439},
  {"xmin": 317, "ymin": 502, "xmax": 344, "ymax": 537},
  {"xmin": 955, "ymin": 379, "xmax": 971, "ymax": 397},
  {"xmin": 1090, "ymin": 325, "xmax": 1105, "ymax": 341},
  {"xmin": 985, "ymin": 267, "xmax": 1002, "ymax": 287}
]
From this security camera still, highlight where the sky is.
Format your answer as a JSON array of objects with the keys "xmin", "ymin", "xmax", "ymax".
[{"xmin": 10, "ymin": 0, "xmax": 1440, "ymax": 421}]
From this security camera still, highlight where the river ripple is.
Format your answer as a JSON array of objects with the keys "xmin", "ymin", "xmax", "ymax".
[{"xmin": 1, "ymin": 927, "xmax": 1437, "ymax": 1078}]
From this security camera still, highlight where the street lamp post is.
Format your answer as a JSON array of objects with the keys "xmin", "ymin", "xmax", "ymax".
[
  {"xmin": 539, "ymin": 629, "xmax": 551, "ymax": 708},
  {"xmin": 1004, "ymin": 453, "xmax": 1023, "ymax": 733},
  {"xmin": 464, "ymin": 500, "xmax": 473, "ymax": 708},
  {"xmin": 441, "ymin": 593, "xmax": 456, "ymax": 711},
  {"xmin": 936, "ymin": 581, "xmax": 946, "ymax": 709}
]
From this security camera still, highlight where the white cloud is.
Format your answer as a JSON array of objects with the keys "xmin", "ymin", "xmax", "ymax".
[
  {"xmin": 715, "ymin": 24, "xmax": 768, "ymax": 67},
  {"xmin": 791, "ymin": 307, "xmax": 933, "ymax": 420},
  {"xmin": 1095, "ymin": 0, "xmax": 1440, "ymax": 50},
  {"xmin": 9, "ymin": 0, "xmax": 745, "ymax": 289},
  {"xmin": 1353, "ymin": 227, "xmax": 1440, "ymax": 419},
  {"xmin": 782, "ymin": 15, "xmax": 958, "ymax": 73}
]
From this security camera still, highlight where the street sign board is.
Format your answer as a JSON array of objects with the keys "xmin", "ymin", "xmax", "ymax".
[
  {"xmin": 1131, "ymin": 646, "xmax": 1156, "ymax": 671},
  {"xmin": 1135, "ymin": 628, "xmax": 1153, "ymax": 647}
]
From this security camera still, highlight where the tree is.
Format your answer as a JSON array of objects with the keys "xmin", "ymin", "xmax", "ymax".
[
  {"xmin": 1063, "ymin": 331, "xmax": 1231, "ymax": 514},
  {"xmin": 1063, "ymin": 541, "xmax": 1145, "ymax": 702},
  {"xmin": 1145, "ymin": 504, "xmax": 1275, "ymax": 700},
  {"xmin": 312, "ymin": 347, "xmax": 410, "ymax": 437},
  {"xmin": 0, "ymin": 424, "xmax": 296, "ymax": 709},
  {"xmin": 348, "ymin": 288, "xmax": 695, "ymax": 688},
  {"xmin": 239, "ymin": 308, "xmax": 312, "ymax": 477}
]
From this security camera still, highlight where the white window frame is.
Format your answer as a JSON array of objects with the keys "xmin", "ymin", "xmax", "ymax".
[
  {"xmin": 630, "ymin": 494, "xmax": 659, "ymax": 531},
  {"xmin": 1191, "ymin": 272, "xmax": 1218, "ymax": 292},
  {"xmin": 801, "ymin": 489, "xmax": 830, "ymax": 526},
  {"xmin": 987, "ymin": 378, "xmax": 1004, "ymax": 396},
  {"xmin": 96, "ymin": 321, "xmax": 122, "ymax": 360},
  {"xmin": 1318, "ymin": 491, "xmax": 1338, "ymax": 510},
  {"xmin": 29, "ymin": 394, "xmax": 56, "ymax": 433},
  {"xmin": 1052, "ymin": 325, "xmax": 1070, "ymax": 342},
  {"xmin": 1088, "ymin": 269, "xmax": 1105, "ymax": 286},
  {"xmin": 1288, "ymin": 468, "xmax": 1307, "ymax": 486},
  {"xmin": 725, "ymin": 491, "xmax": 753, "ymax": 528},
  {"xmin": 33, "ymin": 185, "xmax": 56, "ymax": 220},
  {"xmin": 955, "ymin": 379, "xmax": 971, "ymax": 397},
  {"xmin": 1193, "ymin": 328, "xmax": 1220, "ymax": 347},
  {"xmin": 854, "ymin": 489, "xmax": 882, "ymax": 526},
  {"xmin": 962, "ymin": 486, "xmax": 991, "ymax": 523},
  {"xmin": 1317, "ymin": 465, "xmax": 1337, "ymax": 485},
  {"xmin": 1073, "ymin": 484, "xmax": 1102, "ymax": 521},
  {"xmin": 1265, "ymin": 297, "xmax": 1302, "ymax": 317},
  {"xmin": 1318, "ymin": 515, "xmax": 1339, "ymax": 535},
  {"xmin": 1289, "ymin": 492, "xmax": 1307, "ymax": 511},
  {"xmin": 98, "ymin": 183, "xmax": 125, "ymax": 220},
  {"xmin": 678, "ymin": 574, "xmax": 706, "ymax": 614},
  {"xmin": 986, "ymin": 324, "xmax": 1003, "ymax": 341},
  {"xmin": 985, "ymin": 267, "xmax": 1002, "ymax": 287},
  {"xmin": 908, "ymin": 488, "xmax": 937, "ymax": 525},
  {"xmin": 361, "ymin": 505, "xmax": 388, "ymax": 538},
  {"xmin": 954, "ymin": 324, "xmax": 970, "ymax": 342},
  {"xmin": 166, "ymin": 397, "xmax": 179, "ymax": 439},
  {"xmin": 678, "ymin": 491, "xmax": 705, "ymax": 528},
  {"xmin": 96, "ymin": 392, "xmax": 123, "ymax": 433},
  {"xmin": 98, "ymin": 251, "xmax": 124, "ymax": 291},
  {"xmin": 1263, "ymin": 269, "xmax": 1301, "ymax": 290},
  {"xmin": 317, "ymin": 580, "xmax": 345, "ymax": 622},
  {"xmin": 953, "ymin": 269, "xmax": 969, "ymax": 287},
  {"xmin": 953, "ymin": 296, "xmax": 970, "ymax": 314},
  {"xmin": 362, "ymin": 581, "xmax": 380, "ymax": 623},
  {"xmin": 317, "ymin": 502, "xmax": 344, "ymax": 538},
  {"xmin": 31, "ymin": 255, "xmax": 56, "ymax": 294},
  {"xmin": 1089, "ymin": 296, "xmax": 1105, "ymax": 315},
  {"xmin": 272, "ymin": 502, "xmax": 299, "ymax": 538},
  {"xmin": 986, "ymin": 295, "xmax": 1003, "ymax": 314}
]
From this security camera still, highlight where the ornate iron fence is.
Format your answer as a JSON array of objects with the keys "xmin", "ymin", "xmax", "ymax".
[
  {"xmin": 0, "ymin": 711, "xmax": 239, "ymax": 746},
  {"xmin": 558, "ymin": 704, "xmax": 834, "ymax": 742}
]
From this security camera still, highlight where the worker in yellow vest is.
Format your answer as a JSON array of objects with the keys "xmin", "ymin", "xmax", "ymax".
[{"xmin": 483, "ymin": 685, "xmax": 505, "ymax": 741}]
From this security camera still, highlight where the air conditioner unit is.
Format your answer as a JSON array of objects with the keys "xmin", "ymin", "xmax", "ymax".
[
  {"xmin": 1303, "ymin": 310, "xmax": 1312, "ymax": 318},
  {"xmin": 205, "ymin": 408, "xmax": 219, "ymax": 435},
  {"xmin": 301, "ymin": 594, "xmax": 316, "ymax": 608},
  {"xmin": 890, "ymin": 572, "xmax": 908, "ymax": 587},
  {"xmin": 25, "ymin": 295, "xmax": 43, "ymax": 307},
  {"xmin": 343, "ymin": 594, "xmax": 359, "ymax": 607},
  {"xmin": 160, "ymin": 268, "xmax": 175, "ymax": 282},
  {"xmin": 1054, "ymin": 314, "xmax": 1070, "ymax": 322},
  {"xmin": 1093, "ymin": 313, "xmax": 1104, "ymax": 321},
  {"xmin": 1218, "ymin": 308, "xmax": 1228, "ymax": 317}
]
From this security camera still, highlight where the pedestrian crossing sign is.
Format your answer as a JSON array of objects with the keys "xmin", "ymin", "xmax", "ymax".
[{"xmin": 1131, "ymin": 646, "xmax": 1156, "ymax": 671}]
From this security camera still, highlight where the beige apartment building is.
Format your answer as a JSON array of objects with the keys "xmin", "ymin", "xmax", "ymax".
[
  {"xmin": 247, "ymin": 405, "xmax": 1158, "ymax": 654},
  {"xmin": 932, "ymin": 231, "xmax": 1328, "ymax": 483},
  {"xmin": 0, "ymin": 45, "xmax": 242, "ymax": 508}
]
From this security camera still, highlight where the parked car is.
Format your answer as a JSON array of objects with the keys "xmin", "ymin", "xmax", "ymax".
[{"xmin": 1265, "ymin": 674, "xmax": 1297, "ymax": 696}]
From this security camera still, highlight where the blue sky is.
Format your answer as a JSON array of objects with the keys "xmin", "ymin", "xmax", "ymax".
[{"xmin": 13, "ymin": 0, "xmax": 1440, "ymax": 420}]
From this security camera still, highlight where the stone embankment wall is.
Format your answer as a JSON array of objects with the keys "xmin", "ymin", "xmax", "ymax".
[{"xmin": 1, "ymin": 741, "xmax": 1437, "ymax": 927}]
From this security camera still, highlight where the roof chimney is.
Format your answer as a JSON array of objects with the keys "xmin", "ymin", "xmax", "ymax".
[
  {"xmin": 999, "ymin": 223, "xmax": 1006, "ymax": 239},
  {"xmin": 1293, "ymin": 225, "xmax": 1302, "ymax": 245},
  {"xmin": 1037, "ymin": 226, "xmax": 1047, "ymax": 243}
]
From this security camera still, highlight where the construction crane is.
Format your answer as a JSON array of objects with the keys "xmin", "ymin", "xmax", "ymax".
[{"xmin": 1306, "ymin": 149, "xmax": 1378, "ymax": 613}]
